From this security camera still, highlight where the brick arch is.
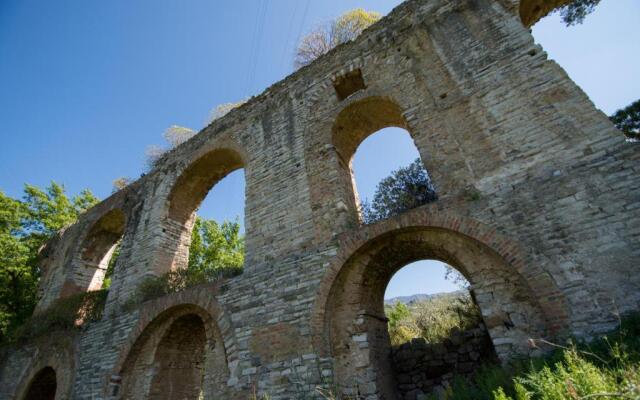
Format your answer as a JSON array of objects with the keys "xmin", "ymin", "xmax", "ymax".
[
  {"xmin": 332, "ymin": 95, "xmax": 434, "ymax": 226},
  {"xmin": 14, "ymin": 337, "xmax": 75, "ymax": 400},
  {"xmin": 167, "ymin": 142, "xmax": 248, "ymax": 225},
  {"xmin": 110, "ymin": 286, "xmax": 237, "ymax": 399},
  {"xmin": 332, "ymin": 96, "xmax": 409, "ymax": 166},
  {"xmin": 311, "ymin": 207, "xmax": 570, "ymax": 396},
  {"xmin": 152, "ymin": 139, "xmax": 249, "ymax": 275}
]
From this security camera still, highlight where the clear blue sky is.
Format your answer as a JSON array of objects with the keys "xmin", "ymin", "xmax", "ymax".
[{"xmin": 1, "ymin": 0, "xmax": 638, "ymax": 299}]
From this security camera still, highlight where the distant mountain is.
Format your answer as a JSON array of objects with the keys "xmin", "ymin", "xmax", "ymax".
[{"xmin": 384, "ymin": 290, "xmax": 466, "ymax": 305}]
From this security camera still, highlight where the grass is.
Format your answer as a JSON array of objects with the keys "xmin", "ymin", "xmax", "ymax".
[
  {"xmin": 385, "ymin": 292, "xmax": 640, "ymax": 399},
  {"xmin": 425, "ymin": 312, "xmax": 640, "ymax": 400}
]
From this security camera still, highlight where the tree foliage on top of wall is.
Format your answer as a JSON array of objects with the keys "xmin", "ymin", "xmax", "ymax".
[
  {"xmin": 559, "ymin": 0, "xmax": 601, "ymax": 26},
  {"xmin": 294, "ymin": 9, "xmax": 381, "ymax": 69},
  {"xmin": 144, "ymin": 125, "xmax": 196, "ymax": 170}
]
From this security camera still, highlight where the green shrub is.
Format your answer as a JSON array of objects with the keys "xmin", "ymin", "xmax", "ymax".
[
  {"xmin": 385, "ymin": 292, "xmax": 482, "ymax": 346},
  {"xmin": 426, "ymin": 312, "xmax": 640, "ymax": 400}
]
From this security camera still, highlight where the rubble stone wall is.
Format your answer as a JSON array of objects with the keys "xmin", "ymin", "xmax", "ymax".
[{"xmin": 391, "ymin": 326, "xmax": 497, "ymax": 400}]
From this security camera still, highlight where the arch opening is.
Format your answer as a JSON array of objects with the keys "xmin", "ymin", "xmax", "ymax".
[
  {"xmin": 333, "ymin": 97, "xmax": 436, "ymax": 225},
  {"xmin": 74, "ymin": 209, "xmax": 125, "ymax": 293},
  {"xmin": 23, "ymin": 366, "xmax": 57, "ymax": 400},
  {"xmin": 120, "ymin": 304, "xmax": 229, "ymax": 399},
  {"xmin": 321, "ymin": 227, "xmax": 546, "ymax": 399},
  {"xmin": 119, "ymin": 305, "xmax": 230, "ymax": 399},
  {"xmin": 384, "ymin": 260, "xmax": 499, "ymax": 397},
  {"xmin": 162, "ymin": 148, "xmax": 246, "ymax": 275}
]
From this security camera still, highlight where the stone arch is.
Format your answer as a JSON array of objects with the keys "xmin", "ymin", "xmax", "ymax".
[
  {"xmin": 68, "ymin": 208, "xmax": 125, "ymax": 294},
  {"xmin": 14, "ymin": 336, "xmax": 75, "ymax": 400},
  {"xmin": 311, "ymin": 207, "xmax": 570, "ymax": 398},
  {"xmin": 519, "ymin": 0, "xmax": 571, "ymax": 27},
  {"xmin": 111, "ymin": 287, "xmax": 235, "ymax": 399},
  {"xmin": 332, "ymin": 96, "xmax": 429, "ymax": 224},
  {"xmin": 155, "ymin": 143, "xmax": 248, "ymax": 274}
]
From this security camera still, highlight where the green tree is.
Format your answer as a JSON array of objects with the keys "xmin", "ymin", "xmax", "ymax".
[
  {"xmin": 360, "ymin": 158, "xmax": 437, "ymax": 224},
  {"xmin": 559, "ymin": 0, "xmax": 601, "ymax": 26},
  {"xmin": 0, "ymin": 192, "xmax": 31, "ymax": 338},
  {"xmin": 188, "ymin": 216, "xmax": 244, "ymax": 276},
  {"xmin": 387, "ymin": 301, "xmax": 411, "ymax": 331},
  {"xmin": 294, "ymin": 9, "xmax": 381, "ymax": 68},
  {"xmin": 0, "ymin": 183, "xmax": 98, "ymax": 342},
  {"xmin": 610, "ymin": 99, "xmax": 640, "ymax": 141}
]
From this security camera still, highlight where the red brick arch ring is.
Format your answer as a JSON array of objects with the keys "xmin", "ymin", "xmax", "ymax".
[{"xmin": 311, "ymin": 207, "xmax": 571, "ymax": 359}]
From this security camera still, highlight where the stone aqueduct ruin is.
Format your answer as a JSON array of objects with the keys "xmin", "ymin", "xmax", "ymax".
[{"xmin": 2, "ymin": 0, "xmax": 639, "ymax": 398}]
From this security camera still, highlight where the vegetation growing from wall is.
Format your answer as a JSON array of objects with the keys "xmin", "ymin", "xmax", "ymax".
[
  {"xmin": 9, "ymin": 289, "xmax": 108, "ymax": 343},
  {"xmin": 125, "ymin": 263, "xmax": 242, "ymax": 308},
  {"xmin": 360, "ymin": 158, "xmax": 437, "ymax": 224},
  {"xmin": 295, "ymin": 9, "xmax": 381, "ymax": 68},
  {"xmin": 0, "ymin": 183, "xmax": 99, "ymax": 343}
]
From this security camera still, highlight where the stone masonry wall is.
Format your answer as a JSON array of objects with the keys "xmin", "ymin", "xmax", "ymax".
[
  {"xmin": 391, "ymin": 326, "xmax": 497, "ymax": 400},
  {"xmin": 2, "ymin": 0, "xmax": 638, "ymax": 399}
]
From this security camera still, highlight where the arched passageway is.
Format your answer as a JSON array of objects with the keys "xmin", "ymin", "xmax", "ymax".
[
  {"xmin": 384, "ymin": 260, "xmax": 499, "ymax": 397},
  {"xmin": 317, "ymin": 225, "xmax": 549, "ymax": 399},
  {"xmin": 23, "ymin": 367, "xmax": 57, "ymax": 400}
]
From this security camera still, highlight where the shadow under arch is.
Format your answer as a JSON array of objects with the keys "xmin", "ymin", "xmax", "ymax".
[
  {"xmin": 22, "ymin": 367, "xmax": 56, "ymax": 400},
  {"xmin": 111, "ymin": 287, "xmax": 236, "ymax": 399},
  {"xmin": 311, "ymin": 207, "xmax": 570, "ymax": 398}
]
